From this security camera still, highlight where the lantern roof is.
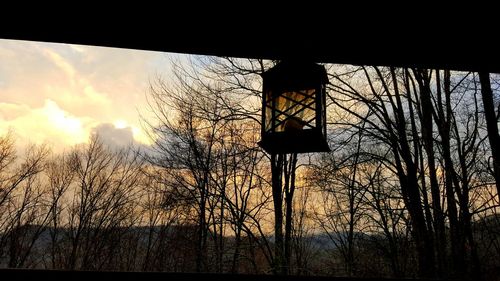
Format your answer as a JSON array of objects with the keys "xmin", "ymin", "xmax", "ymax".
[{"xmin": 263, "ymin": 61, "xmax": 328, "ymax": 93}]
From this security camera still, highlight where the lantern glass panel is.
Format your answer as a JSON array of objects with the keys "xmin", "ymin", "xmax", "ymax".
[
  {"xmin": 275, "ymin": 89, "xmax": 315, "ymax": 132},
  {"xmin": 265, "ymin": 89, "xmax": 317, "ymax": 133}
]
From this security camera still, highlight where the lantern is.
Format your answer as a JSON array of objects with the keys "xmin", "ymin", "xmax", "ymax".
[{"xmin": 258, "ymin": 60, "xmax": 330, "ymax": 154}]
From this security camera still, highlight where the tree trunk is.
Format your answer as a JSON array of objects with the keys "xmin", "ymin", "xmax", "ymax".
[
  {"xmin": 388, "ymin": 68, "xmax": 435, "ymax": 278},
  {"xmin": 441, "ymin": 70, "xmax": 463, "ymax": 276},
  {"xmin": 271, "ymin": 153, "xmax": 284, "ymax": 275},
  {"xmin": 479, "ymin": 72, "xmax": 500, "ymax": 200},
  {"xmin": 414, "ymin": 68, "xmax": 446, "ymax": 276},
  {"xmin": 196, "ymin": 189, "xmax": 207, "ymax": 272},
  {"xmin": 231, "ymin": 227, "xmax": 241, "ymax": 273},
  {"xmin": 284, "ymin": 153, "xmax": 297, "ymax": 275}
]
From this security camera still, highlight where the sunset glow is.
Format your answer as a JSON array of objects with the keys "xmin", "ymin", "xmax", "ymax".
[
  {"xmin": 0, "ymin": 39, "xmax": 171, "ymax": 152},
  {"xmin": 113, "ymin": 119, "xmax": 128, "ymax": 129}
]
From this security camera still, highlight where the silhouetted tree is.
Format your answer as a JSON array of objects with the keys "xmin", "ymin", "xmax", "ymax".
[
  {"xmin": 479, "ymin": 72, "xmax": 500, "ymax": 200},
  {"xmin": 0, "ymin": 133, "xmax": 49, "ymax": 268},
  {"xmin": 142, "ymin": 58, "xmax": 274, "ymax": 273}
]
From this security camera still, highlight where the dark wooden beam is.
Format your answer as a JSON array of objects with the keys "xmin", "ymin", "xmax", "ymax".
[{"xmin": 1, "ymin": 14, "xmax": 497, "ymax": 73}]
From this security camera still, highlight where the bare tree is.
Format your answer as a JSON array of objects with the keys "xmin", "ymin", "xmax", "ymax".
[
  {"xmin": 138, "ymin": 166, "xmax": 186, "ymax": 271},
  {"xmin": 309, "ymin": 136, "xmax": 368, "ymax": 277},
  {"xmin": 143, "ymin": 65, "xmax": 234, "ymax": 272},
  {"xmin": 479, "ymin": 72, "xmax": 500, "ymax": 200},
  {"xmin": 0, "ymin": 134, "xmax": 49, "ymax": 267},
  {"xmin": 45, "ymin": 153, "xmax": 76, "ymax": 269},
  {"xmin": 327, "ymin": 65, "xmax": 436, "ymax": 277},
  {"xmin": 325, "ymin": 64, "xmax": 500, "ymax": 279},
  {"xmin": 206, "ymin": 121, "xmax": 272, "ymax": 273},
  {"xmin": 290, "ymin": 184, "xmax": 319, "ymax": 276},
  {"xmin": 60, "ymin": 135, "xmax": 143, "ymax": 270}
]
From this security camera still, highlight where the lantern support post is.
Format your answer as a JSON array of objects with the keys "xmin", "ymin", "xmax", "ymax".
[{"xmin": 260, "ymin": 60, "xmax": 329, "ymax": 275}]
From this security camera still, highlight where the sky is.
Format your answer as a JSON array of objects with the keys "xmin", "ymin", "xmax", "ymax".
[{"xmin": 0, "ymin": 38, "xmax": 181, "ymax": 153}]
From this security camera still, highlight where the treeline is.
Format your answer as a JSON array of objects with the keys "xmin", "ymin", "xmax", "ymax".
[
  {"xmin": 0, "ymin": 133, "xmax": 272, "ymax": 273},
  {"xmin": 0, "ymin": 57, "xmax": 499, "ymax": 280}
]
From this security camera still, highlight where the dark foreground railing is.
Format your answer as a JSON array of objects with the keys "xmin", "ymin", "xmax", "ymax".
[{"xmin": 0, "ymin": 269, "xmax": 471, "ymax": 281}]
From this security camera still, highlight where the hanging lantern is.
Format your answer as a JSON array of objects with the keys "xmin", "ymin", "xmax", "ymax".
[{"xmin": 258, "ymin": 60, "xmax": 330, "ymax": 154}]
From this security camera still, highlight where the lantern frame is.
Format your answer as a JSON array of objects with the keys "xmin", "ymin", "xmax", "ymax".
[{"xmin": 258, "ymin": 60, "xmax": 330, "ymax": 154}]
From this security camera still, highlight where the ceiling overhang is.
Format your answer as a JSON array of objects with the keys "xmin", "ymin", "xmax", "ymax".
[{"xmin": 1, "ymin": 26, "xmax": 498, "ymax": 74}]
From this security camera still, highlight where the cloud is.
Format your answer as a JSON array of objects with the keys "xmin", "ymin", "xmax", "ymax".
[
  {"xmin": 91, "ymin": 123, "xmax": 136, "ymax": 148},
  {"xmin": 90, "ymin": 122, "xmax": 152, "ymax": 153},
  {"xmin": 0, "ymin": 99, "xmax": 152, "ymax": 154},
  {"xmin": 43, "ymin": 48, "xmax": 76, "ymax": 83},
  {"xmin": 0, "ymin": 99, "xmax": 95, "ymax": 152},
  {"xmin": 0, "ymin": 39, "xmax": 174, "ymax": 153},
  {"xmin": 0, "ymin": 102, "xmax": 31, "ymax": 121}
]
